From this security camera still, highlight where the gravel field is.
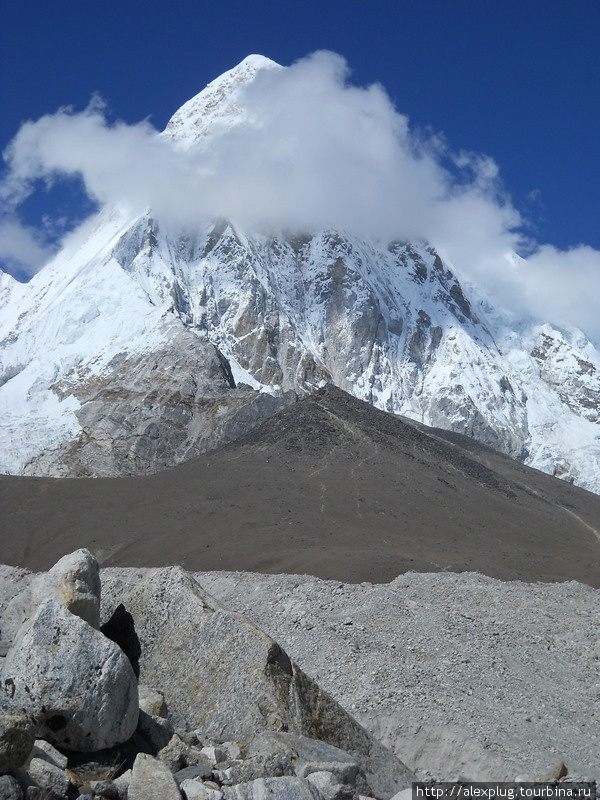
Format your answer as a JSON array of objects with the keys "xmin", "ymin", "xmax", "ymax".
[{"xmin": 197, "ymin": 570, "xmax": 600, "ymax": 782}]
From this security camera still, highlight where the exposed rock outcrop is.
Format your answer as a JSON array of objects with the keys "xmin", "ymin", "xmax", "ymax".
[{"xmin": 22, "ymin": 331, "xmax": 295, "ymax": 478}]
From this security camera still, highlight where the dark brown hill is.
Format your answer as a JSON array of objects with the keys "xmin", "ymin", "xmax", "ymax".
[{"xmin": 1, "ymin": 386, "xmax": 599, "ymax": 585}]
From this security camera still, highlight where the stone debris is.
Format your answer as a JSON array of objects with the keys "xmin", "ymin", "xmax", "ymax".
[
  {"xmin": 0, "ymin": 553, "xmax": 415, "ymax": 799},
  {"xmin": 222, "ymin": 776, "xmax": 324, "ymax": 799},
  {"xmin": 98, "ymin": 566, "xmax": 410, "ymax": 798},
  {"xmin": 198, "ymin": 569, "xmax": 600, "ymax": 782}
]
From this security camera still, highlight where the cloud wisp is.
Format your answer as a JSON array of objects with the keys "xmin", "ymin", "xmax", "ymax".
[{"xmin": 1, "ymin": 51, "xmax": 599, "ymax": 344}]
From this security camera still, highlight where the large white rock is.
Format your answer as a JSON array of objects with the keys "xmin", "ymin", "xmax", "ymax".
[
  {"xmin": 129, "ymin": 753, "xmax": 182, "ymax": 800},
  {"xmin": 1, "ymin": 599, "xmax": 138, "ymax": 751},
  {"xmin": 1, "ymin": 549, "xmax": 100, "ymax": 647}
]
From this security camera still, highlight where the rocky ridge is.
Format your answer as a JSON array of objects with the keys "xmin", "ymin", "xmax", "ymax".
[{"xmin": 0, "ymin": 551, "xmax": 412, "ymax": 800}]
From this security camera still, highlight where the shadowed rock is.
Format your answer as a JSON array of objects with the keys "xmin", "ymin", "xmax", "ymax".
[{"xmin": 0, "ymin": 713, "xmax": 35, "ymax": 774}]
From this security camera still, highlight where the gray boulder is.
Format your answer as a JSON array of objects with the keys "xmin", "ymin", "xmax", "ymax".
[
  {"xmin": 88, "ymin": 779, "xmax": 122, "ymax": 799},
  {"xmin": 138, "ymin": 685, "xmax": 166, "ymax": 717},
  {"xmin": 128, "ymin": 753, "xmax": 182, "ymax": 800},
  {"xmin": 27, "ymin": 757, "xmax": 71, "ymax": 797},
  {"xmin": 180, "ymin": 780, "xmax": 224, "ymax": 800},
  {"xmin": 248, "ymin": 731, "xmax": 360, "ymax": 785},
  {"xmin": 100, "ymin": 567, "xmax": 412, "ymax": 799},
  {"xmin": 222, "ymin": 776, "xmax": 324, "ymax": 800},
  {"xmin": 1, "ymin": 549, "xmax": 100, "ymax": 647},
  {"xmin": 0, "ymin": 714, "xmax": 35, "ymax": 774},
  {"xmin": 224, "ymin": 752, "xmax": 295, "ymax": 784},
  {"xmin": 306, "ymin": 771, "xmax": 352, "ymax": 800},
  {"xmin": 137, "ymin": 710, "xmax": 174, "ymax": 752},
  {"xmin": 0, "ymin": 774, "xmax": 22, "ymax": 799},
  {"xmin": 27, "ymin": 739, "xmax": 68, "ymax": 770},
  {"xmin": 1, "ymin": 599, "xmax": 138, "ymax": 751}
]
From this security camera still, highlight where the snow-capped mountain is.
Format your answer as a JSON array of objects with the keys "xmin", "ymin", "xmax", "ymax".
[{"xmin": 1, "ymin": 56, "xmax": 599, "ymax": 491}]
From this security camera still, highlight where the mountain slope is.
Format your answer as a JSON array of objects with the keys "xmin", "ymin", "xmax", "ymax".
[
  {"xmin": 1, "ymin": 386, "xmax": 598, "ymax": 586},
  {"xmin": 0, "ymin": 55, "xmax": 598, "ymax": 490}
]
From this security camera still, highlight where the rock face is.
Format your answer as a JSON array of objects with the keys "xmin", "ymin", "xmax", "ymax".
[
  {"xmin": 2, "ymin": 599, "xmax": 138, "ymax": 751},
  {"xmin": 21, "ymin": 330, "xmax": 294, "ymax": 478},
  {"xmin": 100, "ymin": 567, "xmax": 412, "ymax": 798},
  {"xmin": 1, "ymin": 548, "xmax": 100, "ymax": 648}
]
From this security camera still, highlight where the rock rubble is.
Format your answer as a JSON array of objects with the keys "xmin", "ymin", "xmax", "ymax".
[{"xmin": 0, "ymin": 553, "xmax": 410, "ymax": 799}]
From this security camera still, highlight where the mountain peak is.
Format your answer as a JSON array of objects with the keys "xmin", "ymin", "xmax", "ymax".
[{"xmin": 164, "ymin": 54, "xmax": 281, "ymax": 147}]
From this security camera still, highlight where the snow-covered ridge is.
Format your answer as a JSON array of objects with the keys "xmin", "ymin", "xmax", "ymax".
[
  {"xmin": 0, "ymin": 57, "xmax": 598, "ymax": 491},
  {"xmin": 164, "ymin": 54, "xmax": 281, "ymax": 147}
]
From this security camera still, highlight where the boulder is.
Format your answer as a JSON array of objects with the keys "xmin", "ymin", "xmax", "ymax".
[
  {"xmin": 180, "ymin": 780, "xmax": 224, "ymax": 800},
  {"xmin": 175, "ymin": 764, "xmax": 215, "ymax": 784},
  {"xmin": 101, "ymin": 567, "xmax": 412, "ymax": 798},
  {"xmin": 27, "ymin": 757, "xmax": 71, "ymax": 797},
  {"xmin": 1, "ymin": 549, "xmax": 100, "ymax": 647},
  {"xmin": 0, "ymin": 774, "xmax": 22, "ymax": 799},
  {"xmin": 138, "ymin": 685, "xmax": 166, "ymax": 717},
  {"xmin": 200, "ymin": 746, "xmax": 227, "ymax": 766},
  {"xmin": 1, "ymin": 599, "xmax": 138, "ymax": 751},
  {"xmin": 128, "ymin": 753, "xmax": 182, "ymax": 800},
  {"xmin": 248, "ymin": 732, "xmax": 360, "ymax": 785},
  {"xmin": 158, "ymin": 733, "xmax": 198, "ymax": 773},
  {"xmin": 88, "ymin": 779, "xmax": 121, "ymax": 799},
  {"xmin": 306, "ymin": 771, "xmax": 351, "ymax": 800},
  {"xmin": 225, "ymin": 752, "xmax": 295, "ymax": 784},
  {"xmin": 136, "ymin": 710, "xmax": 174, "ymax": 752},
  {"xmin": 222, "ymin": 776, "xmax": 324, "ymax": 799},
  {"xmin": 28, "ymin": 739, "xmax": 68, "ymax": 770},
  {"xmin": 113, "ymin": 768, "xmax": 132, "ymax": 796},
  {"xmin": 0, "ymin": 714, "xmax": 35, "ymax": 774}
]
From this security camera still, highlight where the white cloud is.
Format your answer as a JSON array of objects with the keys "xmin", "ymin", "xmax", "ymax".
[
  {"xmin": 0, "ymin": 217, "xmax": 55, "ymax": 277},
  {"xmin": 1, "ymin": 51, "xmax": 599, "ymax": 344},
  {"xmin": 518, "ymin": 245, "xmax": 600, "ymax": 341}
]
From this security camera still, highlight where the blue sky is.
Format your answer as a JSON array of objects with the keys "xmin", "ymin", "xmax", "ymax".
[
  {"xmin": 1, "ymin": 0, "xmax": 599, "ymax": 339},
  {"xmin": 2, "ymin": 0, "xmax": 599, "ymax": 249}
]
